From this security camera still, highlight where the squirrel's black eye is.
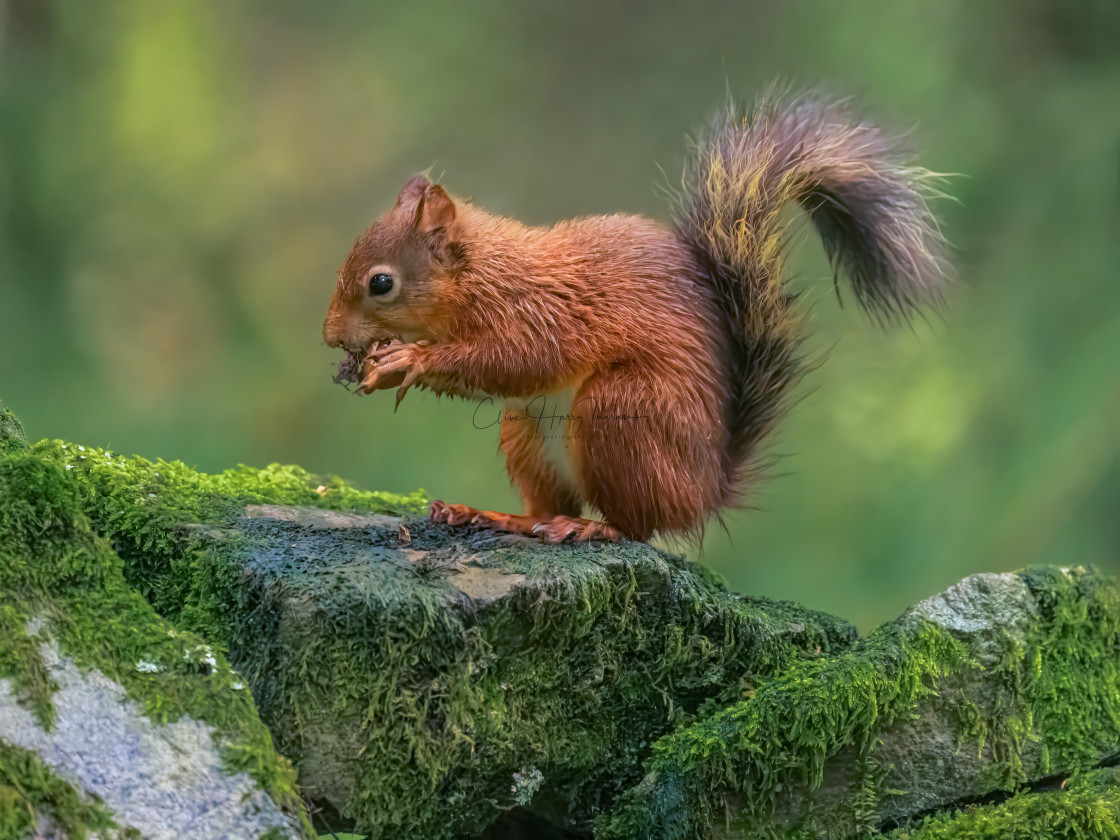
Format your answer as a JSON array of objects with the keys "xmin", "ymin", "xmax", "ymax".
[{"xmin": 368, "ymin": 273, "xmax": 394, "ymax": 296}]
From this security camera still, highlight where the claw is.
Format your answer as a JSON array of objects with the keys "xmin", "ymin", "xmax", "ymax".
[
  {"xmin": 429, "ymin": 505, "xmax": 624, "ymax": 543},
  {"xmin": 400, "ymin": 364, "xmax": 423, "ymax": 390},
  {"xmin": 394, "ymin": 364, "xmax": 424, "ymax": 411},
  {"xmin": 531, "ymin": 521, "xmax": 570, "ymax": 543},
  {"xmin": 532, "ymin": 516, "xmax": 623, "ymax": 543},
  {"xmin": 429, "ymin": 500, "xmax": 476, "ymax": 526},
  {"xmin": 393, "ymin": 385, "xmax": 409, "ymax": 411}
]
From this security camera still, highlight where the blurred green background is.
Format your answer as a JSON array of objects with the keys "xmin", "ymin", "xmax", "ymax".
[{"xmin": 1, "ymin": 0, "xmax": 1117, "ymax": 630}]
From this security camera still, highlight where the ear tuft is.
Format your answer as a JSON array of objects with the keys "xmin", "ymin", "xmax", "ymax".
[{"xmin": 395, "ymin": 174, "xmax": 431, "ymax": 206}]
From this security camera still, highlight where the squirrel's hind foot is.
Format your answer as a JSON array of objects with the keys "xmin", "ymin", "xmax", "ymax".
[
  {"xmin": 530, "ymin": 515, "xmax": 624, "ymax": 544},
  {"xmin": 428, "ymin": 501, "xmax": 624, "ymax": 544}
]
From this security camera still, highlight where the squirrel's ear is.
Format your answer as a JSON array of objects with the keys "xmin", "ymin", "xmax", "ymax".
[
  {"xmin": 415, "ymin": 185, "xmax": 458, "ymax": 263},
  {"xmin": 417, "ymin": 184, "xmax": 456, "ymax": 235},
  {"xmin": 395, "ymin": 174, "xmax": 431, "ymax": 207}
]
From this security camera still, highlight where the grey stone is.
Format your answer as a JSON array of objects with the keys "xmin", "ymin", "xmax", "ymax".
[
  {"xmin": 244, "ymin": 503, "xmax": 402, "ymax": 531},
  {"xmin": 0, "ymin": 637, "xmax": 299, "ymax": 840}
]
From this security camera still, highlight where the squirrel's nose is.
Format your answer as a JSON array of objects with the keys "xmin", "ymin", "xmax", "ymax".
[{"xmin": 322, "ymin": 317, "xmax": 343, "ymax": 348}]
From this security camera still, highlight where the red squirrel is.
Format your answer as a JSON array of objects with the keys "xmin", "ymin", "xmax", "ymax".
[{"xmin": 322, "ymin": 93, "xmax": 949, "ymax": 543}]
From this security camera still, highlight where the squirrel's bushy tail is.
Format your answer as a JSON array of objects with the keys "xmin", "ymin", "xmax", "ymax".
[{"xmin": 674, "ymin": 92, "xmax": 950, "ymax": 498}]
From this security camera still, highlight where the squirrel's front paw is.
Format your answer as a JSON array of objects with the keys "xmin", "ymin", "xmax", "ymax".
[{"xmin": 357, "ymin": 341, "xmax": 430, "ymax": 407}]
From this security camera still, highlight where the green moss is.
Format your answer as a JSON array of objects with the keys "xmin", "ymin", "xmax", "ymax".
[
  {"xmin": 0, "ymin": 402, "xmax": 28, "ymax": 456},
  {"xmin": 30, "ymin": 438, "xmax": 424, "ymax": 645},
  {"xmin": 0, "ymin": 605, "xmax": 56, "ymax": 729},
  {"xmin": 32, "ymin": 438, "xmax": 425, "ymax": 542},
  {"xmin": 0, "ymin": 447, "xmax": 313, "ymax": 838},
  {"xmin": 0, "ymin": 739, "xmax": 133, "ymax": 840},
  {"xmin": 887, "ymin": 769, "xmax": 1120, "ymax": 839},
  {"xmin": 0, "ymin": 450, "xmax": 122, "ymax": 729},
  {"xmin": 0, "ymin": 454, "xmax": 115, "ymax": 594},
  {"xmin": 1017, "ymin": 567, "xmax": 1120, "ymax": 772}
]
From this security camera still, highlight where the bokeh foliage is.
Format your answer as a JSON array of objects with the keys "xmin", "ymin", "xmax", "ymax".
[{"xmin": 1, "ymin": 0, "xmax": 1117, "ymax": 630}]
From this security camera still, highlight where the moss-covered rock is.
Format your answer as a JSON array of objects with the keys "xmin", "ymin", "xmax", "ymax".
[
  {"xmin": 34, "ymin": 438, "xmax": 857, "ymax": 838},
  {"xmin": 598, "ymin": 567, "xmax": 1120, "ymax": 839},
  {"xmin": 6, "ymin": 402, "xmax": 1119, "ymax": 840},
  {"xmin": 0, "ymin": 432, "xmax": 311, "ymax": 838}
]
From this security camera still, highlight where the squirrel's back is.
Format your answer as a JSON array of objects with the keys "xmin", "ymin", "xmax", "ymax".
[{"xmin": 449, "ymin": 203, "xmax": 723, "ymax": 373}]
